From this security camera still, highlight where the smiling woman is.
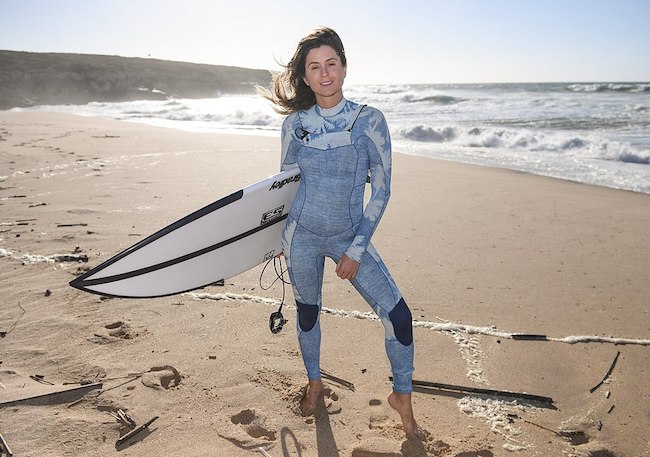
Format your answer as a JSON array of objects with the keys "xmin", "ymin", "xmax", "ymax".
[
  {"xmin": 302, "ymin": 46, "xmax": 347, "ymax": 109},
  {"xmin": 257, "ymin": 27, "xmax": 349, "ymax": 114},
  {"xmin": 258, "ymin": 27, "xmax": 422, "ymax": 440}
]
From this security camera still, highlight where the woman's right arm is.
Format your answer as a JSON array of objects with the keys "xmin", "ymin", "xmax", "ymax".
[{"xmin": 280, "ymin": 115, "xmax": 299, "ymax": 172}]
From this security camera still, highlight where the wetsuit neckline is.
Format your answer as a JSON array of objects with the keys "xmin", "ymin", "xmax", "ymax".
[{"xmin": 316, "ymin": 97, "xmax": 347, "ymax": 117}]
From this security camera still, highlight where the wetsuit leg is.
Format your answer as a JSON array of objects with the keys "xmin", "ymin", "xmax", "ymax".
[
  {"xmin": 282, "ymin": 219, "xmax": 325, "ymax": 381},
  {"xmin": 349, "ymin": 243, "xmax": 415, "ymax": 394}
]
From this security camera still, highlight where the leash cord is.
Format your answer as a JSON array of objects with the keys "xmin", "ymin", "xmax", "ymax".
[{"xmin": 259, "ymin": 255, "xmax": 290, "ymax": 333}]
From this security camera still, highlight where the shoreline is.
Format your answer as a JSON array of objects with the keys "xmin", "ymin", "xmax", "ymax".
[
  {"xmin": 1, "ymin": 111, "xmax": 649, "ymax": 456},
  {"xmin": 9, "ymin": 106, "xmax": 650, "ymax": 196}
]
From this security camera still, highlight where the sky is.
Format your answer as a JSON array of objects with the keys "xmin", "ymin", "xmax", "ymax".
[{"xmin": 1, "ymin": 0, "xmax": 649, "ymax": 85}]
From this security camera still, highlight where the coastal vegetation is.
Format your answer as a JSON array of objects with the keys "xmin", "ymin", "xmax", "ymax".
[{"xmin": 0, "ymin": 50, "xmax": 271, "ymax": 109}]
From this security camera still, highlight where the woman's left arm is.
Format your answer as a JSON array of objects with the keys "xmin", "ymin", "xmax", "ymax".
[{"xmin": 344, "ymin": 108, "xmax": 392, "ymax": 264}]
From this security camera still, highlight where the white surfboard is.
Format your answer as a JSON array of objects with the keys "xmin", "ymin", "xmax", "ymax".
[{"xmin": 69, "ymin": 168, "xmax": 300, "ymax": 298}]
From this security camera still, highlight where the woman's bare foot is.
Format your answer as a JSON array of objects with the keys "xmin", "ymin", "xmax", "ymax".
[
  {"xmin": 388, "ymin": 391, "xmax": 423, "ymax": 440},
  {"xmin": 300, "ymin": 379, "xmax": 323, "ymax": 416}
]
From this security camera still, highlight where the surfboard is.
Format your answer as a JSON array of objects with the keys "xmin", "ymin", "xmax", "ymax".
[{"xmin": 69, "ymin": 168, "xmax": 301, "ymax": 298}]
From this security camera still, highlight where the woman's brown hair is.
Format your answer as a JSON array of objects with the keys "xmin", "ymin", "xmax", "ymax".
[{"xmin": 258, "ymin": 27, "xmax": 347, "ymax": 115}]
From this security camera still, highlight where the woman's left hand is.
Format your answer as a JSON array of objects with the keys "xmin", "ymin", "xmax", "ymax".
[{"xmin": 335, "ymin": 255, "xmax": 360, "ymax": 281}]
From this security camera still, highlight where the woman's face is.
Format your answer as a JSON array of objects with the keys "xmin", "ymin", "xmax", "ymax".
[{"xmin": 303, "ymin": 45, "xmax": 347, "ymax": 109}]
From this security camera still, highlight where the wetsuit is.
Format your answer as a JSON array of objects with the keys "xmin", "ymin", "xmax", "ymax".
[{"xmin": 280, "ymin": 97, "xmax": 414, "ymax": 394}]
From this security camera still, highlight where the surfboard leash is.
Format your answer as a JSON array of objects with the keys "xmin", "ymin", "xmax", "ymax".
[{"xmin": 260, "ymin": 255, "xmax": 290, "ymax": 334}]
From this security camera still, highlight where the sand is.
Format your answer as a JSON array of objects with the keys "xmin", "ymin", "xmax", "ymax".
[{"xmin": 1, "ymin": 111, "xmax": 649, "ymax": 457}]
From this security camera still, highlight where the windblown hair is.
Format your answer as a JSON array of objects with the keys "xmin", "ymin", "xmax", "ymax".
[{"xmin": 258, "ymin": 27, "xmax": 347, "ymax": 115}]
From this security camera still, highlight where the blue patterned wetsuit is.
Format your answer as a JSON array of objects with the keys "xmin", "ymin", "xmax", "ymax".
[{"xmin": 280, "ymin": 97, "xmax": 414, "ymax": 394}]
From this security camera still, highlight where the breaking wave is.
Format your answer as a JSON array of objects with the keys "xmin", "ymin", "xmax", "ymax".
[
  {"xmin": 397, "ymin": 123, "xmax": 650, "ymax": 174},
  {"xmin": 566, "ymin": 82, "xmax": 650, "ymax": 93},
  {"xmin": 402, "ymin": 94, "xmax": 465, "ymax": 105},
  {"xmin": 14, "ymin": 81, "xmax": 650, "ymax": 193}
]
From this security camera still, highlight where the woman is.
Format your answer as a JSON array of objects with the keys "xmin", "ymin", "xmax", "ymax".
[{"xmin": 260, "ymin": 27, "xmax": 420, "ymax": 439}]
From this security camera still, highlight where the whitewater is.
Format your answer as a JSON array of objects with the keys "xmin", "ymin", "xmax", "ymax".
[{"xmin": 14, "ymin": 82, "xmax": 650, "ymax": 194}]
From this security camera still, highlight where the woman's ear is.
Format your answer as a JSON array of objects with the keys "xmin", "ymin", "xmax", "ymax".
[{"xmin": 303, "ymin": 77, "xmax": 310, "ymax": 87}]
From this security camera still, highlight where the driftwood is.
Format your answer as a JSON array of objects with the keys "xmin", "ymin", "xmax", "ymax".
[
  {"xmin": 0, "ymin": 432, "xmax": 13, "ymax": 456},
  {"xmin": 395, "ymin": 378, "xmax": 554, "ymax": 405},
  {"xmin": 321, "ymin": 369, "xmax": 355, "ymax": 391},
  {"xmin": 115, "ymin": 416, "xmax": 158, "ymax": 447},
  {"xmin": 590, "ymin": 351, "xmax": 621, "ymax": 393},
  {"xmin": 0, "ymin": 382, "xmax": 103, "ymax": 408},
  {"xmin": 512, "ymin": 334, "xmax": 549, "ymax": 341}
]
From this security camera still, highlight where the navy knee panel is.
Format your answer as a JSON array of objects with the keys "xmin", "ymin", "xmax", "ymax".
[
  {"xmin": 389, "ymin": 298, "xmax": 413, "ymax": 346},
  {"xmin": 297, "ymin": 301, "xmax": 319, "ymax": 331}
]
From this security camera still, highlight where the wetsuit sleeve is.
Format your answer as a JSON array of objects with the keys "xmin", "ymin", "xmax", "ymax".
[
  {"xmin": 280, "ymin": 115, "xmax": 300, "ymax": 172},
  {"xmin": 345, "ymin": 108, "xmax": 392, "ymax": 262}
]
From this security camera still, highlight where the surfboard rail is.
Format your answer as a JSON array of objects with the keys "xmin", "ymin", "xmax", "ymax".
[{"xmin": 69, "ymin": 168, "xmax": 300, "ymax": 298}]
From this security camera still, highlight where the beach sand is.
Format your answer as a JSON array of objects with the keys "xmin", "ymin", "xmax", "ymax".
[{"xmin": 1, "ymin": 111, "xmax": 649, "ymax": 457}]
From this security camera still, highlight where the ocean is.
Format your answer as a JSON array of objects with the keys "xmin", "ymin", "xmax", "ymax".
[{"xmin": 14, "ymin": 82, "xmax": 650, "ymax": 194}]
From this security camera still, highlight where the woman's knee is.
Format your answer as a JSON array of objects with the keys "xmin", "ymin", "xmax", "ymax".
[
  {"xmin": 388, "ymin": 298, "xmax": 413, "ymax": 346},
  {"xmin": 297, "ymin": 301, "xmax": 320, "ymax": 331}
]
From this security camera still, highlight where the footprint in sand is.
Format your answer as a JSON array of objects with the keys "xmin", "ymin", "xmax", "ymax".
[
  {"xmin": 555, "ymin": 419, "xmax": 619, "ymax": 456},
  {"xmin": 141, "ymin": 365, "xmax": 182, "ymax": 390},
  {"xmin": 217, "ymin": 409, "xmax": 277, "ymax": 449},
  {"xmin": 368, "ymin": 398, "xmax": 391, "ymax": 430},
  {"xmin": 293, "ymin": 384, "xmax": 342, "ymax": 418},
  {"xmin": 218, "ymin": 409, "xmax": 277, "ymax": 449},
  {"xmin": 105, "ymin": 321, "xmax": 136, "ymax": 339},
  {"xmin": 322, "ymin": 385, "xmax": 341, "ymax": 414},
  {"xmin": 364, "ymin": 399, "xmax": 445, "ymax": 455},
  {"xmin": 89, "ymin": 321, "xmax": 144, "ymax": 344},
  {"xmin": 231, "ymin": 409, "xmax": 277, "ymax": 441},
  {"xmin": 351, "ymin": 437, "xmax": 402, "ymax": 457}
]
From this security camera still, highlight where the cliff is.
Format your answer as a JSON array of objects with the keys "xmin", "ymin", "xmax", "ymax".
[{"xmin": 0, "ymin": 50, "xmax": 271, "ymax": 109}]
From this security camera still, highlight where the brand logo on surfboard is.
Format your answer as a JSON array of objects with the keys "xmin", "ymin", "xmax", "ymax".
[
  {"xmin": 269, "ymin": 173, "xmax": 301, "ymax": 190},
  {"xmin": 261, "ymin": 205, "xmax": 284, "ymax": 225}
]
